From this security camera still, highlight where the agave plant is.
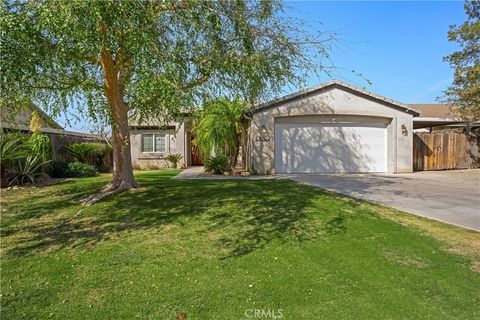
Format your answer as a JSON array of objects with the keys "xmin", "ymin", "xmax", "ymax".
[
  {"xmin": 165, "ymin": 153, "xmax": 183, "ymax": 168},
  {"xmin": 0, "ymin": 132, "xmax": 28, "ymax": 161},
  {"xmin": 0, "ymin": 133, "xmax": 29, "ymax": 187},
  {"xmin": 9, "ymin": 155, "xmax": 51, "ymax": 186},
  {"xmin": 63, "ymin": 143, "xmax": 97, "ymax": 163}
]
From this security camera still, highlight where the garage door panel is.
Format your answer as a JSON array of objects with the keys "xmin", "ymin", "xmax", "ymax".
[{"xmin": 275, "ymin": 123, "xmax": 387, "ymax": 173}]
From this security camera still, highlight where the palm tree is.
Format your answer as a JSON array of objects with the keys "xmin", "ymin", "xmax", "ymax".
[
  {"xmin": 63, "ymin": 143, "xmax": 97, "ymax": 163},
  {"xmin": 193, "ymin": 98, "xmax": 249, "ymax": 169},
  {"xmin": 165, "ymin": 153, "xmax": 183, "ymax": 169}
]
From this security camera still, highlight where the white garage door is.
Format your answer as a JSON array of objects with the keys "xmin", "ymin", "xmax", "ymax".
[{"xmin": 275, "ymin": 122, "xmax": 387, "ymax": 173}]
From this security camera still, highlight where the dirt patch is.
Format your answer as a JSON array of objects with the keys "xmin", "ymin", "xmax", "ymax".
[
  {"xmin": 470, "ymin": 262, "xmax": 480, "ymax": 273},
  {"xmin": 130, "ymin": 187, "xmax": 149, "ymax": 193},
  {"xmin": 86, "ymin": 288, "xmax": 105, "ymax": 306},
  {"xmin": 380, "ymin": 250, "xmax": 430, "ymax": 268}
]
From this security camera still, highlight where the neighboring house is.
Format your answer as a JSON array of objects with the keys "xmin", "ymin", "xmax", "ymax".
[
  {"xmin": 1, "ymin": 103, "xmax": 112, "ymax": 167},
  {"xmin": 409, "ymin": 104, "xmax": 479, "ymax": 132},
  {"xmin": 128, "ymin": 79, "xmax": 477, "ymax": 174},
  {"xmin": 1, "ymin": 103, "xmax": 63, "ymax": 132},
  {"xmin": 1, "ymin": 103, "xmax": 105, "ymax": 140}
]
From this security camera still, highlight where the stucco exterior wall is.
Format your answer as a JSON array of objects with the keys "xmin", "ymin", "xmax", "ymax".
[
  {"xmin": 250, "ymin": 87, "xmax": 414, "ymax": 174},
  {"xmin": 130, "ymin": 122, "xmax": 188, "ymax": 170}
]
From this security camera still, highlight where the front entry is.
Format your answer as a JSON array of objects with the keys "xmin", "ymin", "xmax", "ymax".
[{"xmin": 190, "ymin": 134, "xmax": 203, "ymax": 166}]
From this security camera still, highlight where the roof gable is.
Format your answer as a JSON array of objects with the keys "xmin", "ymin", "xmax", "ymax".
[
  {"xmin": 253, "ymin": 80, "xmax": 419, "ymax": 116},
  {"xmin": 30, "ymin": 104, "xmax": 63, "ymax": 129},
  {"xmin": 0, "ymin": 103, "xmax": 63, "ymax": 130}
]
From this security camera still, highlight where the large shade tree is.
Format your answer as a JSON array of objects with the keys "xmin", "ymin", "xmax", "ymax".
[
  {"xmin": 1, "ymin": 0, "xmax": 331, "ymax": 203},
  {"xmin": 443, "ymin": 0, "xmax": 480, "ymax": 121}
]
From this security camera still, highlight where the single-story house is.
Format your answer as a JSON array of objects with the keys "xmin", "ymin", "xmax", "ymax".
[
  {"xmin": 1, "ymin": 102, "xmax": 106, "ymax": 138},
  {"xmin": 129, "ymin": 115, "xmax": 198, "ymax": 170},
  {"xmin": 1, "ymin": 103, "xmax": 63, "ymax": 132},
  {"xmin": 128, "ymin": 80, "xmax": 474, "ymax": 174},
  {"xmin": 249, "ymin": 80, "xmax": 419, "ymax": 174}
]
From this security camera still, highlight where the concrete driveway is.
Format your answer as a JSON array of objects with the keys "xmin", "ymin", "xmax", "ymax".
[{"xmin": 286, "ymin": 169, "xmax": 480, "ymax": 231}]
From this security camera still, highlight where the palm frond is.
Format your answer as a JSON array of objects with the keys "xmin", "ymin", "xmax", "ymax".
[
  {"xmin": 0, "ymin": 133, "xmax": 29, "ymax": 162},
  {"xmin": 63, "ymin": 143, "xmax": 97, "ymax": 163},
  {"xmin": 193, "ymin": 98, "xmax": 248, "ymax": 159}
]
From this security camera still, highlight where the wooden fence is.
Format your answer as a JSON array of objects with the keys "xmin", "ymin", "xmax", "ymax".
[
  {"xmin": 413, "ymin": 131, "xmax": 480, "ymax": 171},
  {"xmin": 47, "ymin": 132, "xmax": 112, "ymax": 167}
]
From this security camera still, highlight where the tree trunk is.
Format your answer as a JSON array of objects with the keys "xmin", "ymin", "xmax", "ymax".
[
  {"xmin": 103, "ymin": 52, "xmax": 137, "ymax": 190},
  {"xmin": 81, "ymin": 50, "xmax": 137, "ymax": 206},
  {"xmin": 109, "ymin": 104, "xmax": 137, "ymax": 190},
  {"xmin": 232, "ymin": 138, "xmax": 241, "ymax": 170}
]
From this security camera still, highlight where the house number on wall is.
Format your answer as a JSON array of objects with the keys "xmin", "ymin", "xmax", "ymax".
[{"xmin": 256, "ymin": 135, "xmax": 271, "ymax": 142}]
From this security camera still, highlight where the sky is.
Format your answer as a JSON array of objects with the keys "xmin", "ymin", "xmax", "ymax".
[
  {"xmin": 286, "ymin": 0, "xmax": 465, "ymax": 103},
  {"xmin": 58, "ymin": 0, "xmax": 466, "ymax": 132}
]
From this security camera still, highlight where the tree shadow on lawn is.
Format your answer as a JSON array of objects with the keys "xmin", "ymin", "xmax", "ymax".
[
  {"xmin": 1, "ymin": 178, "xmax": 110, "ymax": 234},
  {"xmin": 2, "ymin": 172, "xmax": 358, "ymax": 258}
]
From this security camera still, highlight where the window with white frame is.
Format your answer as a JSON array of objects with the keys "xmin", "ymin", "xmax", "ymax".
[{"xmin": 141, "ymin": 133, "xmax": 166, "ymax": 153}]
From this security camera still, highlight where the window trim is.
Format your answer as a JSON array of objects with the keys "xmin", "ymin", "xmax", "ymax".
[{"xmin": 141, "ymin": 133, "xmax": 167, "ymax": 153}]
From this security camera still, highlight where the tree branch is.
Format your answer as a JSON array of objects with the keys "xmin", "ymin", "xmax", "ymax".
[{"xmin": 182, "ymin": 68, "xmax": 214, "ymax": 90}]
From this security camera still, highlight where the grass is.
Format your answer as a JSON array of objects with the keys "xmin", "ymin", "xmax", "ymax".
[{"xmin": 1, "ymin": 170, "xmax": 479, "ymax": 319}]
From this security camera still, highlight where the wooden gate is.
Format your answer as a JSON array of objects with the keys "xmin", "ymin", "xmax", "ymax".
[{"xmin": 413, "ymin": 131, "xmax": 479, "ymax": 171}]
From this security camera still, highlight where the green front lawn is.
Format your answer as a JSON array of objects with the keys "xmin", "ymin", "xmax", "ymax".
[{"xmin": 1, "ymin": 170, "xmax": 479, "ymax": 319}]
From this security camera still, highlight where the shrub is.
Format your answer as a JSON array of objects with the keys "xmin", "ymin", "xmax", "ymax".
[
  {"xmin": 90, "ymin": 143, "xmax": 112, "ymax": 168},
  {"xmin": 9, "ymin": 156, "xmax": 51, "ymax": 185},
  {"xmin": 91, "ymin": 142, "xmax": 111, "ymax": 155},
  {"xmin": 28, "ymin": 133, "xmax": 51, "ymax": 161},
  {"xmin": 63, "ymin": 143, "xmax": 97, "ymax": 163},
  {"xmin": 165, "ymin": 153, "xmax": 183, "ymax": 168},
  {"xmin": 64, "ymin": 142, "xmax": 111, "ymax": 170},
  {"xmin": 0, "ymin": 132, "xmax": 29, "ymax": 187},
  {"xmin": 47, "ymin": 160, "xmax": 70, "ymax": 178},
  {"xmin": 96, "ymin": 165, "xmax": 111, "ymax": 173},
  {"xmin": 67, "ymin": 162, "xmax": 97, "ymax": 178},
  {"xmin": 0, "ymin": 132, "xmax": 29, "ymax": 162},
  {"xmin": 204, "ymin": 154, "xmax": 229, "ymax": 174}
]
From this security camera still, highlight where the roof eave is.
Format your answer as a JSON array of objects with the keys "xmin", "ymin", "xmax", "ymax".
[{"xmin": 253, "ymin": 80, "xmax": 420, "ymax": 117}]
